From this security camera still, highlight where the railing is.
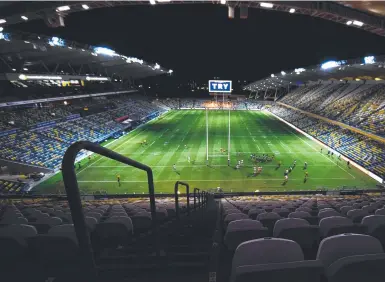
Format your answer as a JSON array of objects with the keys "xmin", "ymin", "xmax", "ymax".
[
  {"xmin": 61, "ymin": 141, "xmax": 158, "ymax": 280},
  {"xmin": 174, "ymin": 181, "xmax": 190, "ymax": 220},
  {"xmin": 194, "ymin": 188, "xmax": 200, "ymax": 210}
]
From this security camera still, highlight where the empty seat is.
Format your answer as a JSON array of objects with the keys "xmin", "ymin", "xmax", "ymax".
[
  {"xmin": 272, "ymin": 208, "xmax": 290, "ymax": 218},
  {"xmin": 224, "ymin": 213, "xmax": 249, "ymax": 229},
  {"xmin": 362, "ymin": 215, "xmax": 385, "ymax": 250},
  {"xmin": 27, "ymin": 224, "xmax": 82, "ymax": 280},
  {"xmin": 30, "ymin": 216, "xmax": 62, "ymax": 233},
  {"xmin": 317, "ymin": 234, "xmax": 385, "ymax": 282},
  {"xmin": 231, "ymin": 238, "xmax": 323, "ymax": 282},
  {"xmin": 0, "ymin": 224, "xmax": 38, "ymax": 279},
  {"xmin": 340, "ymin": 206, "xmax": 354, "ymax": 216},
  {"xmin": 347, "ymin": 209, "xmax": 369, "ymax": 223},
  {"xmin": 257, "ymin": 212, "xmax": 281, "ymax": 235},
  {"xmin": 318, "ymin": 210, "xmax": 341, "ymax": 219},
  {"xmin": 375, "ymin": 208, "xmax": 385, "ymax": 215},
  {"xmin": 248, "ymin": 208, "xmax": 265, "ymax": 220},
  {"xmin": 319, "ymin": 216, "xmax": 367, "ymax": 238},
  {"xmin": 93, "ymin": 216, "xmax": 133, "ymax": 249},
  {"xmin": 288, "ymin": 211, "xmax": 318, "ymax": 225},
  {"xmin": 224, "ymin": 219, "xmax": 268, "ymax": 251},
  {"xmin": 273, "ymin": 218, "xmax": 319, "ymax": 259}
]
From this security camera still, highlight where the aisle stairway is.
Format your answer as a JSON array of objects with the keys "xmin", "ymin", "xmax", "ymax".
[{"xmin": 97, "ymin": 195, "xmax": 218, "ymax": 282}]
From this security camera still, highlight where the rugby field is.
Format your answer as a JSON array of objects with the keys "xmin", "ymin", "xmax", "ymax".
[{"xmin": 35, "ymin": 110, "xmax": 379, "ymax": 194}]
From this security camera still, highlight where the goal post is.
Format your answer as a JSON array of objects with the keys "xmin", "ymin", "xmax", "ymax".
[
  {"xmin": 228, "ymin": 107, "xmax": 231, "ymax": 166},
  {"xmin": 207, "ymin": 80, "xmax": 233, "ymax": 166},
  {"xmin": 206, "ymin": 108, "xmax": 209, "ymax": 165}
]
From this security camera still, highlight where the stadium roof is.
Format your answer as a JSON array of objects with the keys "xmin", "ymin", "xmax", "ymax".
[
  {"xmin": 243, "ymin": 55, "xmax": 385, "ymax": 92},
  {"xmin": 0, "ymin": 30, "xmax": 171, "ymax": 80},
  {"xmin": 0, "ymin": 1, "xmax": 384, "ymax": 37}
]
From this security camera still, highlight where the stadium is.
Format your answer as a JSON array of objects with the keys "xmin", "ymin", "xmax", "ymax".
[{"xmin": 1, "ymin": 1, "xmax": 385, "ymax": 282}]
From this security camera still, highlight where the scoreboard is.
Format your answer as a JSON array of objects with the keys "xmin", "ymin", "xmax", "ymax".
[{"xmin": 208, "ymin": 80, "xmax": 232, "ymax": 93}]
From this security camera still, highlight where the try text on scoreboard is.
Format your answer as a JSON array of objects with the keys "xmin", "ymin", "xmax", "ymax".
[{"xmin": 208, "ymin": 80, "xmax": 232, "ymax": 93}]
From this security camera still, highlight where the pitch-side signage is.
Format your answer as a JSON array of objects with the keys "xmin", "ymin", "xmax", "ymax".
[{"xmin": 209, "ymin": 80, "xmax": 232, "ymax": 93}]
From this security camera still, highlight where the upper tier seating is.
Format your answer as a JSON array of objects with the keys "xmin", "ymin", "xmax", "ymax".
[
  {"xmin": 268, "ymin": 104, "xmax": 385, "ymax": 178},
  {"xmin": 280, "ymin": 82, "xmax": 385, "ymax": 137}
]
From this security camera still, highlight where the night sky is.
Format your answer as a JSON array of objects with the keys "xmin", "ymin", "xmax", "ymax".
[{"xmin": 12, "ymin": 3, "xmax": 385, "ymax": 82}]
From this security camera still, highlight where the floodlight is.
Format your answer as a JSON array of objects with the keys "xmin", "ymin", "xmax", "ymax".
[
  {"xmin": 289, "ymin": 8, "xmax": 295, "ymax": 13},
  {"xmin": 220, "ymin": 0, "xmax": 226, "ymax": 4},
  {"xmin": 260, "ymin": 3, "xmax": 273, "ymax": 8},
  {"xmin": 48, "ymin": 36, "xmax": 65, "ymax": 47},
  {"xmin": 271, "ymin": 74, "xmax": 275, "ymax": 77},
  {"xmin": 0, "ymin": 19, "xmax": 6, "ymax": 24},
  {"xmin": 154, "ymin": 63, "xmax": 160, "ymax": 70},
  {"xmin": 294, "ymin": 68, "xmax": 305, "ymax": 73},
  {"xmin": 149, "ymin": 0, "xmax": 156, "ymax": 4},
  {"xmin": 21, "ymin": 16, "xmax": 28, "ymax": 21},
  {"xmin": 168, "ymin": 69, "xmax": 173, "ymax": 74},
  {"xmin": 12, "ymin": 68, "xmax": 15, "ymax": 71},
  {"xmin": 20, "ymin": 75, "xmax": 62, "ymax": 80},
  {"xmin": 321, "ymin": 61, "xmax": 340, "ymax": 70},
  {"xmin": 364, "ymin": 56, "xmax": 375, "ymax": 65},
  {"xmin": 0, "ymin": 27, "xmax": 3, "ymax": 32},
  {"xmin": 353, "ymin": 20, "xmax": 364, "ymax": 27},
  {"xmin": 82, "ymin": 4, "xmax": 89, "ymax": 10},
  {"xmin": 86, "ymin": 76, "xmax": 109, "ymax": 81},
  {"xmin": 346, "ymin": 21, "xmax": 352, "ymax": 25},
  {"xmin": 93, "ymin": 47, "xmax": 118, "ymax": 56},
  {"xmin": 56, "ymin": 6, "xmax": 70, "ymax": 12},
  {"xmin": 23, "ymin": 68, "xmax": 28, "ymax": 71}
]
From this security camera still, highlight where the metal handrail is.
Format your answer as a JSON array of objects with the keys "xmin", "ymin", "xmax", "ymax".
[
  {"xmin": 174, "ymin": 181, "xmax": 190, "ymax": 219},
  {"xmin": 193, "ymin": 188, "xmax": 200, "ymax": 210},
  {"xmin": 62, "ymin": 141, "xmax": 158, "ymax": 279}
]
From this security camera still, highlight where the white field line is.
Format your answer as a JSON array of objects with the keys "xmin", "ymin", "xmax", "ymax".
[
  {"xmin": 279, "ymin": 141, "xmax": 293, "ymax": 153},
  {"xmin": 76, "ymin": 113, "xmax": 172, "ymax": 174},
  {"xmin": 90, "ymin": 164, "xmax": 337, "ymax": 168},
  {"xmin": 265, "ymin": 112, "xmax": 356, "ymax": 179},
  {"xmin": 78, "ymin": 177, "xmax": 350, "ymax": 183},
  {"xmin": 86, "ymin": 127, "xmax": 146, "ymax": 169},
  {"xmin": 169, "ymin": 111, "xmax": 200, "ymax": 153}
]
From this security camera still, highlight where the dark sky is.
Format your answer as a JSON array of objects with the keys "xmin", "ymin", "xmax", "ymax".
[{"xmin": 12, "ymin": 3, "xmax": 385, "ymax": 82}]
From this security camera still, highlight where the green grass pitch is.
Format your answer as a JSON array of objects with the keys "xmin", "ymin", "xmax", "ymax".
[{"xmin": 35, "ymin": 110, "xmax": 378, "ymax": 194}]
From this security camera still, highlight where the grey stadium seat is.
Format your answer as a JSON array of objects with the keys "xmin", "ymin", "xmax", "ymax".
[
  {"xmin": 362, "ymin": 215, "xmax": 385, "ymax": 250},
  {"xmin": 318, "ymin": 210, "xmax": 341, "ymax": 219},
  {"xmin": 224, "ymin": 213, "xmax": 249, "ymax": 229},
  {"xmin": 317, "ymin": 234, "xmax": 385, "ymax": 282},
  {"xmin": 319, "ymin": 216, "xmax": 366, "ymax": 238},
  {"xmin": 273, "ymin": 218, "xmax": 320, "ymax": 259},
  {"xmin": 288, "ymin": 211, "xmax": 318, "ymax": 225},
  {"xmin": 347, "ymin": 209, "xmax": 369, "ymax": 223},
  {"xmin": 224, "ymin": 219, "xmax": 268, "ymax": 251},
  {"xmin": 257, "ymin": 212, "xmax": 281, "ymax": 235},
  {"xmin": 231, "ymin": 238, "xmax": 323, "ymax": 282}
]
